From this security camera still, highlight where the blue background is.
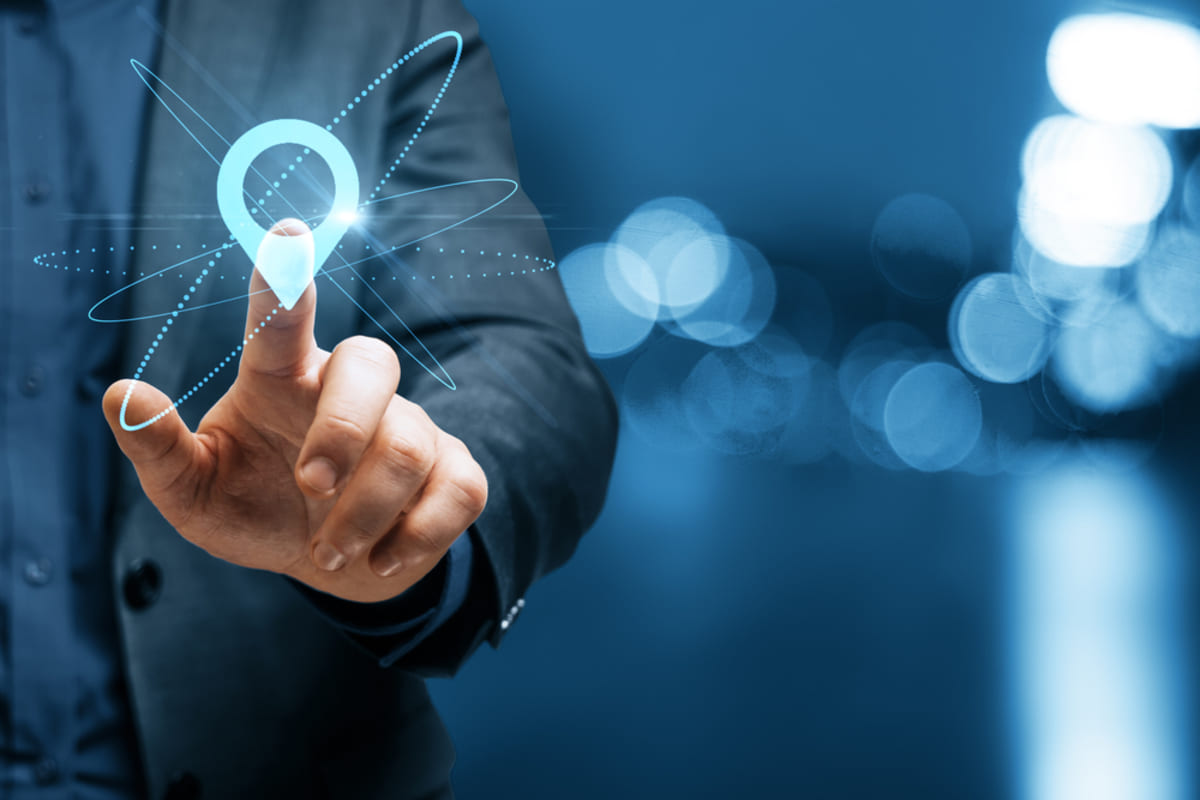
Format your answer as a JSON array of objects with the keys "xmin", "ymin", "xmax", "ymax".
[{"xmin": 428, "ymin": 1, "xmax": 1200, "ymax": 797}]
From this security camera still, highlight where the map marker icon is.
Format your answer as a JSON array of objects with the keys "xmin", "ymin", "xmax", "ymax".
[
  {"xmin": 255, "ymin": 219, "xmax": 315, "ymax": 310},
  {"xmin": 217, "ymin": 119, "xmax": 360, "ymax": 310}
]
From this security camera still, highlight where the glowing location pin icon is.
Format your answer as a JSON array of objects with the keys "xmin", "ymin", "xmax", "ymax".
[{"xmin": 217, "ymin": 119, "xmax": 360, "ymax": 310}]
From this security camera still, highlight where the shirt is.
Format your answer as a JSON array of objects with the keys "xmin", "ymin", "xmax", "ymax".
[{"xmin": 0, "ymin": 2, "xmax": 470, "ymax": 797}]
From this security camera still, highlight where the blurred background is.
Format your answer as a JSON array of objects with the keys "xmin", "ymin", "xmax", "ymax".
[{"xmin": 426, "ymin": 1, "xmax": 1200, "ymax": 798}]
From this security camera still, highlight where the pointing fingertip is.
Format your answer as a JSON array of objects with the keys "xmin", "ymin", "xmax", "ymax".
[
  {"xmin": 269, "ymin": 217, "xmax": 310, "ymax": 237},
  {"xmin": 299, "ymin": 457, "xmax": 339, "ymax": 494}
]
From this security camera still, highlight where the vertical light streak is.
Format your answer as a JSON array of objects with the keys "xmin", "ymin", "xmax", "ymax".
[{"xmin": 1012, "ymin": 464, "xmax": 1191, "ymax": 800}]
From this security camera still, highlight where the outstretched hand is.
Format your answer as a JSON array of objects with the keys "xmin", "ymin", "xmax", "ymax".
[{"xmin": 103, "ymin": 219, "xmax": 487, "ymax": 604}]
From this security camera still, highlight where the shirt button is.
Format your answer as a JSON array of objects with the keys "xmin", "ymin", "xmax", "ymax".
[
  {"xmin": 23, "ymin": 558, "xmax": 53, "ymax": 587},
  {"xmin": 18, "ymin": 15, "xmax": 41, "ymax": 36},
  {"xmin": 123, "ymin": 558, "xmax": 164, "ymax": 610},
  {"xmin": 23, "ymin": 178, "xmax": 52, "ymax": 204},
  {"xmin": 33, "ymin": 756, "xmax": 60, "ymax": 785},
  {"xmin": 20, "ymin": 364, "xmax": 45, "ymax": 397}
]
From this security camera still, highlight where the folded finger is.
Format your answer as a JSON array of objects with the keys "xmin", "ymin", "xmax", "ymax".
[
  {"xmin": 368, "ymin": 435, "xmax": 487, "ymax": 578},
  {"xmin": 309, "ymin": 395, "xmax": 437, "ymax": 571},
  {"xmin": 296, "ymin": 336, "xmax": 401, "ymax": 500}
]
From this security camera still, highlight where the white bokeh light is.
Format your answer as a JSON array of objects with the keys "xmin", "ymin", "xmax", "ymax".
[
  {"xmin": 1048, "ymin": 13, "xmax": 1200, "ymax": 129},
  {"xmin": 1019, "ymin": 115, "xmax": 1170, "ymax": 268}
]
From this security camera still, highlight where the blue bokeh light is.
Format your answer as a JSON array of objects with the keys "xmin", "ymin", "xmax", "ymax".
[
  {"xmin": 1136, "ymin": 225, "xmax": 1200, "ymax": 339},
  {"xmin": 884, "ymin": 362, "xmax": 982, "ymax": 472},
  {"xmin": 951, "ymin": 273, "xmax": 1055, "ymax": 384},
  {"xmin": 681, "ymin": 334, "xmax": 809, "ymax": 456},
  {"xmin": 1011, "ymin": 234, "xmax": 1127, "ymax": 327},
  {"xmin": 603, "ymin": 243, "xmax": 661, "ymax": 322},
  {"xmin": 1181, "ymin": 155, "xmax": 1200, "ymax": 230},
  {"xmin": 849, "ymin": 359, "xmax": 916, "ymax": 470},
  {"xmin": 610, "ymin": 196, "xmax": 727, "ymax": 321},
  {"xmin": 871, "ymin": 193, "xmax": 972, "ymax": 300},
  {"xmin": 435, "ymin": 4, "xmax": 1200, "ymax": 798},
  {"xmin": 1051, "ymin": 300, "xmax": 1162, "ymax": 413},
  {"xmin": 559, "ymin": 242, "xmax": 658, "ymax": 358},
  {"xmin": 669, "ymin": 236, "xmax": 777, "ymax": 348},
  {"xmin": 662, "ymin": 235, "xmax": 729, "ymax": 318},
  {"xmin": 837, "ymin": 321, "xmax": 929, "ymax": 406}
]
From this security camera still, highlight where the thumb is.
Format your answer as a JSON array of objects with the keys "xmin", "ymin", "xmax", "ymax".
[
  {"xmin": 103, "ymin": 379, "xmax": 202, "ymax": 498},
  {"xmin": 239, "ymin": 217, "xmax": 319, "ymax": 378}
]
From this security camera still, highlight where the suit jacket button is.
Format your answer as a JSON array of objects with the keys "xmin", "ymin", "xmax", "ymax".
[
  {"xmin": 163, "ymin": 770, "xmax": 201, "ymax": 800},
  {"xmin": 123, "ymin": 559, "xmax": 163, "ymax": 611},
  {"xmin": 33, "ymin": 756, "xmax": 60, "ymax": 785}
]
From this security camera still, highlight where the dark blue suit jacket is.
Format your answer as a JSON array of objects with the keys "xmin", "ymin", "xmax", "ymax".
[{"xmin": 111, "ymin": 1, "xmax": 617, "ymax": 796}]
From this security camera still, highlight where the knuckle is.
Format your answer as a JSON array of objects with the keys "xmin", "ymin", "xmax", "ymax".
[
  {"xmin": 410, "ymin": 403, "xmax": 434, "ymax": 428},
  {"xmin": 381, "ymin": 432, "xmax": 434, "ymax": 477},
  {"xmin": 440, "ymin": 432, "xmax": 468, "ymax": 453},
  {"xmin": 319, "ymin": 412, "xmax": 372, "ymax": 451},
  {"xmin": 339, "ymin": 335, "xmax": 400, "ymax": 375},
  {"xmin": 396, "ymin": 400, "xmax": 435, "ymax": 433},
  {"xmin": 444, "ymin": 460, "xmax": 489, "ymax": 517},
  {"xmin": 329, "ymin": 517, "xmax": 378, "ymax": 553},
  {"xmin": 404, "ymin": 520, "xmax": 449, "ymax": 557}
]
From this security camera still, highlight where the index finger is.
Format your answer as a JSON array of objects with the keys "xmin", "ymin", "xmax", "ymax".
[{"xmin": 240, "ymin": 218, "xmax": 319, "ymax": 378}]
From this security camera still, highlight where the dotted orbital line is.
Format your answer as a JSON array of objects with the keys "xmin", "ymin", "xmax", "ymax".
[
  {"xmin": 45, "ymin": 33, "xmax": 471, "ymax": 428},
  {"xmin": 115, "ymin": 246, "xmax": 553, "ymax": 430},
  {"xmin": 42, "ymin": 241, "xmax": 555, "ymax": 430},
  {"xmin": 386, "ymin": 246, "xmax": 557, "ymax": 282},
  {"xmin": 362, "ymin": 35, "xmax": 460, "ymax": 201},
  {"xmin": 39, "ymin": 244, "xmax": 555, "ymax": 429},
  {"xmin": 121, "ymin": 297, "xmax": 281, "ymax": 428},
  {"xmin": 247, "ymin": 33, "xmax": 460, "ymax": 208},
  {"xmin": 33, "ymin": 241, "xmax": 235, "ymax": 279},
  {"xmin": 119, "ymin": 249, "xmax": 264, "ymax": 430},
  {"xmin": 34, "ymin": 243, "xmax": 557, "ymax": 284},
  {"xmin": 122, "ymin": 35, "xmax": 462, "ymax": 428},
  {"xmin": 248, "ymin": 150, "xmax": 311, "ymax": 215}
]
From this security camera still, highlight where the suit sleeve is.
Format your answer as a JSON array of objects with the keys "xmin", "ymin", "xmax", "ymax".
[{"xmin": 343, "ymin": 0, "xmax": 617, "ymax": 677}]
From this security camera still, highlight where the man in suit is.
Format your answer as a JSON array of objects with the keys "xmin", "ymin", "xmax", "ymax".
[{"xmin": 0, "ymin": 0, "xmax": 616, "ymax": 797}]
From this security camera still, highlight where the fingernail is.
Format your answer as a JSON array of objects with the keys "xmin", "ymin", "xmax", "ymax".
[
  {"xmin": 373, "ymin": 552, "xmax": 404, "ymax": 578},
  {"xmin": 300, "ymin": 457, "xmax": 338, "ymax": 494},
  {"xmin": 269, "ymin": 218, "xmax": 309, "ymax": 238},
  {"xmin": 313, "ymin": 541, "xmax": 347, "ymax": 572}
]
